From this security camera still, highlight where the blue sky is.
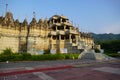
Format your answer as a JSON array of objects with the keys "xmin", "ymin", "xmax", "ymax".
[{"xmin": 0, "ymin": 0, "xmax": 120, "ymax": 34}]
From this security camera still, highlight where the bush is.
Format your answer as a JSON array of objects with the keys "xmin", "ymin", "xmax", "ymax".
[
  {"xmin": 65, "ymin": 54, "xmax": 74, "ymax": 59},
  {"xmin": 0, "ymin": 49, "xmax": 80, "ymax": 61},
  {"xmin": 31, "ymin": 55, "xmax": 42, "ymax": 61},
  {"xmin": 1, "ymin": 48, "xmax": 13, "ymax": 55},
  {"xmin": 73, "ymin": 53, "xmax": 80, "ymax": 59},
  {"xmin": 0, "ymin": 55, "xmax": 8, "ymax": 61},
  {"xmin": 0, "ymin": 48, "xmax": 14, "ymax": 61},
  {"xmin": 55, "ymin": 54, "xmax": 65, "ymax": 60},
  {"xmin": 11, "ymin": 55, "xmax": 23, "ymax": 61},
  {"xmin": 21, "ymin": 53, "xmax": 32, "ymax": 60},
  {"xmin": 95, "ymin": 49, "xmax": 100, "ymax": 53},
  {"xmin": 105, "ymin": 53, "xmax": 120, "ymax": 57}
]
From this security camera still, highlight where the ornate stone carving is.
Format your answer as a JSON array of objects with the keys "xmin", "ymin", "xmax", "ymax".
[
  {"xmin": 14, "ymin": 19, "xmax": 20, "ymax": 30},
  {"xmin": 43, "ymin": 18, "xmax": 49, "ymax": 30},
  {"xmin": 37, "ymin": 19, "xmax": 43, "ymax": 29},
  {"xmin": 30, "ymin": 17, "xmax": 37, "ymax": 29},
  {"xmin": 5, "ymin": 12, "xmax": 14, "ymax": 28},
  {"xmin": 22, "ymin": 18, "xmax": 28, "ymax": 30}
]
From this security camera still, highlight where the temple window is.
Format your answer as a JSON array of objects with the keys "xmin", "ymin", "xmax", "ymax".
[
  {"xmin": 53, "ymin": 35, "xmax": 56, "ymax": 40},
  {"xmin": 58, "ymin": 26, "xmax": 64, "ymax": 30},
  {"xmin": 58, "ymin": 19, "xmax": 60, "ymax": 23},
  {"xmin": 57, "ymin": 26, "xmax": 60, "ymax": 30},
  {"xmin": 66, "ymin": 26, "xmax": 69, "ymax": 29},
  {"xmin": 61, "ymin": 26, "xmax": 64, "ymax": 30},
  {"xmin": 66, "ymin": 35, "xmax": 69, "ymax": 40},
  {"xmin": 54, "ymin": 19, "xmax": 57, "ymax": 23},
  {"xmin": 61, "ymin": 35, "xmax": 64, "ymax": 40},
  {"xmin": 62, "ymin": 19, "xmax": 66, "ymax": 23},
  {"xmin": 57, "ymin": 35, "xmax": 59, "ymax": 40},
  {"xmin": 52, "ymin": 26, "xmax": 56, "ymax": 31},
  {"xmin": 71, "ymin": 35, "xmax": 75, "ymax": 39}
]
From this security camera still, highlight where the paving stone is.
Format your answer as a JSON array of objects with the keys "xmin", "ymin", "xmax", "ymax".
[
  {"xmin": 93, "ymin": 67, "xmax": 120, "ymax": 75},
  {"xmin": 33, "ymin": 72, "xmax": 55, "ymax": 80}
]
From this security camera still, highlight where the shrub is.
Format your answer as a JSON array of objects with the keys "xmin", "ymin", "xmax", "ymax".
[
  {"xmin": 31, "ymin": 55, "xmax": 42, "ymax": 61},
  {"xmin": 105, "ymin": 53, "xmax": 120, "ymax": 57},
  {"xmin": 65, "ymin": 54, "xmax": 74, "ymax": 59},
  {"xmin": 1, "ymin": 48, "xmax": 13, "ymax": 55},
  {"xmin": 0, "ymin": 48, "xmax": 14, "ymax": 61},
  {"xmin": 0, "ymin": 55, "xmax": 8, "ymax": 61},
  {"xmin": 0, "ymin": 51, "xmax": 80, "ymax": 61},
  {"xmin": 55, "ymin": 54, "xmax": 65, "ymax": 60},
  {"xmin": 72, "ymin": 53, "xmax": 80, "ymax": 59},
  {"xmin": 21, "ymin": 53, "xmax": 32, "ymax": 60},
  {"xmin": 95, "ymin": 49, "xmax": 100, "ymax": 53}
]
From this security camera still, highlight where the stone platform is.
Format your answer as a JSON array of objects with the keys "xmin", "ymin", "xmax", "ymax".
[{"xmin": 78, "ymin": 49, "xmax": 115, "ymax": 60}]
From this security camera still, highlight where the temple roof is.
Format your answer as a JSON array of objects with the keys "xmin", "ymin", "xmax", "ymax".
[
  {"xmin": 49, "ymin": 15, "xmax": 68, "ymax": 20},
  {"xmin": 5, "ymin": 12, "xmax": 14, "ymax": 20},
  {"xmin": 22, "ymin": 18, "xmax": 28, "ymax": 26}
]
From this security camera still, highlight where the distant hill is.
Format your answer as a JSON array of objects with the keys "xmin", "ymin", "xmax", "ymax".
[{"xmin": 92, "ymin": 33, "xmax": 120, "ymax": 41}]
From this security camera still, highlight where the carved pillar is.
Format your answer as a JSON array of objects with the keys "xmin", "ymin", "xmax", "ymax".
[
  {"xmin": 53, "ymin": 19, "xmax": 54, "ymax": 24},
  {"xmin": 60, "ymin": 18, "xmax": 62, "ymax": 23},
  {"xmin": 51, "ymin": 35, "xmax": 53, "ymax": 41},
  {"xmin": 64, "ymin": 25, "xmax": 66, "ymax": 31},
  {"xmin": 69, "ymin": 34, "xmax": 72, "ymax": 43},
  {"xmin": 56, "ymin": 26, "xmax": 57, "ymax": 31},
  {"xmin": 59, "ymin": 35, "xmax": 61, "ymax": 40},
  {"xmin": 75, "ymin": 35, "xmax": 78, "ymax": 44},
  {"xmin": 70, "ymin": 27, "xmax": 72, "ymax": 30}
]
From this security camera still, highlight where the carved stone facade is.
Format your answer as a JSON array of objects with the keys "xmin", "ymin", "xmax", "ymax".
[{"xmin": 0, "ymin": 12, "xmax": 94, "ymax": 54}]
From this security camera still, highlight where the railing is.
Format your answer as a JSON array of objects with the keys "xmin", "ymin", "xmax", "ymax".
[
  {"xmin": 49, "ymin": 31, "xmax": 57, "ymax": 35},
  {"xmin": 65, "ymin": 30, "xmax": 78, "ymax": 34},
  {"xmin": 57, "ymin": 30, "xmax": 65, "ymax": 34}
]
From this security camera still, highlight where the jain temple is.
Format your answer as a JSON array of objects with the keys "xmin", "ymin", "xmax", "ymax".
[{"xmin": 0, "ymin": 12, "xmax": 100, "ymax": 54}]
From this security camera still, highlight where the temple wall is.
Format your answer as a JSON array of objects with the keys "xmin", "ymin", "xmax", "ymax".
[
  {"xmin": 0, "ymin": 37, "xmax": 19, "ymax": 53},
  {"xmin": 27, "ymin": 28, "xmax": 49, "ymax": 54},
  {"xmin": 0, "ymin": 27, "xmax": 19, "ymax": 53}
]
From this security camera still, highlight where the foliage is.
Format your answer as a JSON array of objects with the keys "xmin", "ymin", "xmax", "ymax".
[
  {"xmin": 21, "ymin": 52, "xmax": 32, "ymax": 60},
  {"xmin": 100, "ymin": 40, "xmax": 120, "ymax": 53},
  {"xmin": 92, "ymin": 33, "xmax": 120, "ymax": 42},
  {"xmin": 0, "ymin": 48, "xmax": 80, "ymax": 62},
  {"xmin": 1, "ymin": 48, "xmax": 13, "ymax": 55},
  {"xmin": 0, "ymin": 48, "xmax": 14, "ymax": 61},
  {"xmin": 94, "ymin": 49, "xmax": 100, "ymax": 53},
  {"xmin": 105, "ymin": 53, "xmax": 120, "ymax": 57},
  {"xmin": 95, "ymin": 40, "xmax": 120, "ymax": 53}
]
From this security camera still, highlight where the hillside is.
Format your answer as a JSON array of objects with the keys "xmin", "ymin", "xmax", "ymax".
[{"xmin": 92, "ymin": 33, "xmax": 120, "ymax": 41}]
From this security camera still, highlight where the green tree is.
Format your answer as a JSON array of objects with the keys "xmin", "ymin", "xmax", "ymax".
[{"xmin": 99, "ymin": 40, "xmax": 120, "ymax": 53}]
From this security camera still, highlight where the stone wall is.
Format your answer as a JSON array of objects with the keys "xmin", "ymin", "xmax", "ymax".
[{"xmin": 0, "ymin": 26, "xmax": 19, "ymax": 53}]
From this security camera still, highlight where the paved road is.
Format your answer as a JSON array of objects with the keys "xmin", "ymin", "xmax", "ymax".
[
  {"xmin": 0, "ymin": 59, "xmax": 120, "ymax": 80},
  {"xmin": 0, "ymin": 60, "xmax": 98, "ymax": 69},
  {"xmin": 0, "ymin": 59, "xmax": 116, "ymax": 69}
]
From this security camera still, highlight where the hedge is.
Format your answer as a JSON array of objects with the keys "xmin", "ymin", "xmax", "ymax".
[
  {"xmin": 105, "ymin": 53, "xmax": 120, "ymax": 57},
  {"xmin": 0, "ymin": 53, "xmax": 80, "ymax": 62}
]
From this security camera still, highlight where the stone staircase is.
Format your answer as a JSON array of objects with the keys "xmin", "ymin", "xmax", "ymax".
[
  {"xmin": 67, "ymin": 41, "xmax": 86, "ymax": 53},
  {"xmin": 78, "ymin": 49, "xmax": 115, "ymax": 61}
]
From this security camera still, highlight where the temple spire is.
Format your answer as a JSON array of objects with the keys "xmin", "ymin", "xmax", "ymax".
[
  {"xmin": 6, "ymin": 4, "xmax": 8, "ymax": 13},
  {"xmin": 33, "ymin": 11, "xmax": 36, "ymax": 18}
]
